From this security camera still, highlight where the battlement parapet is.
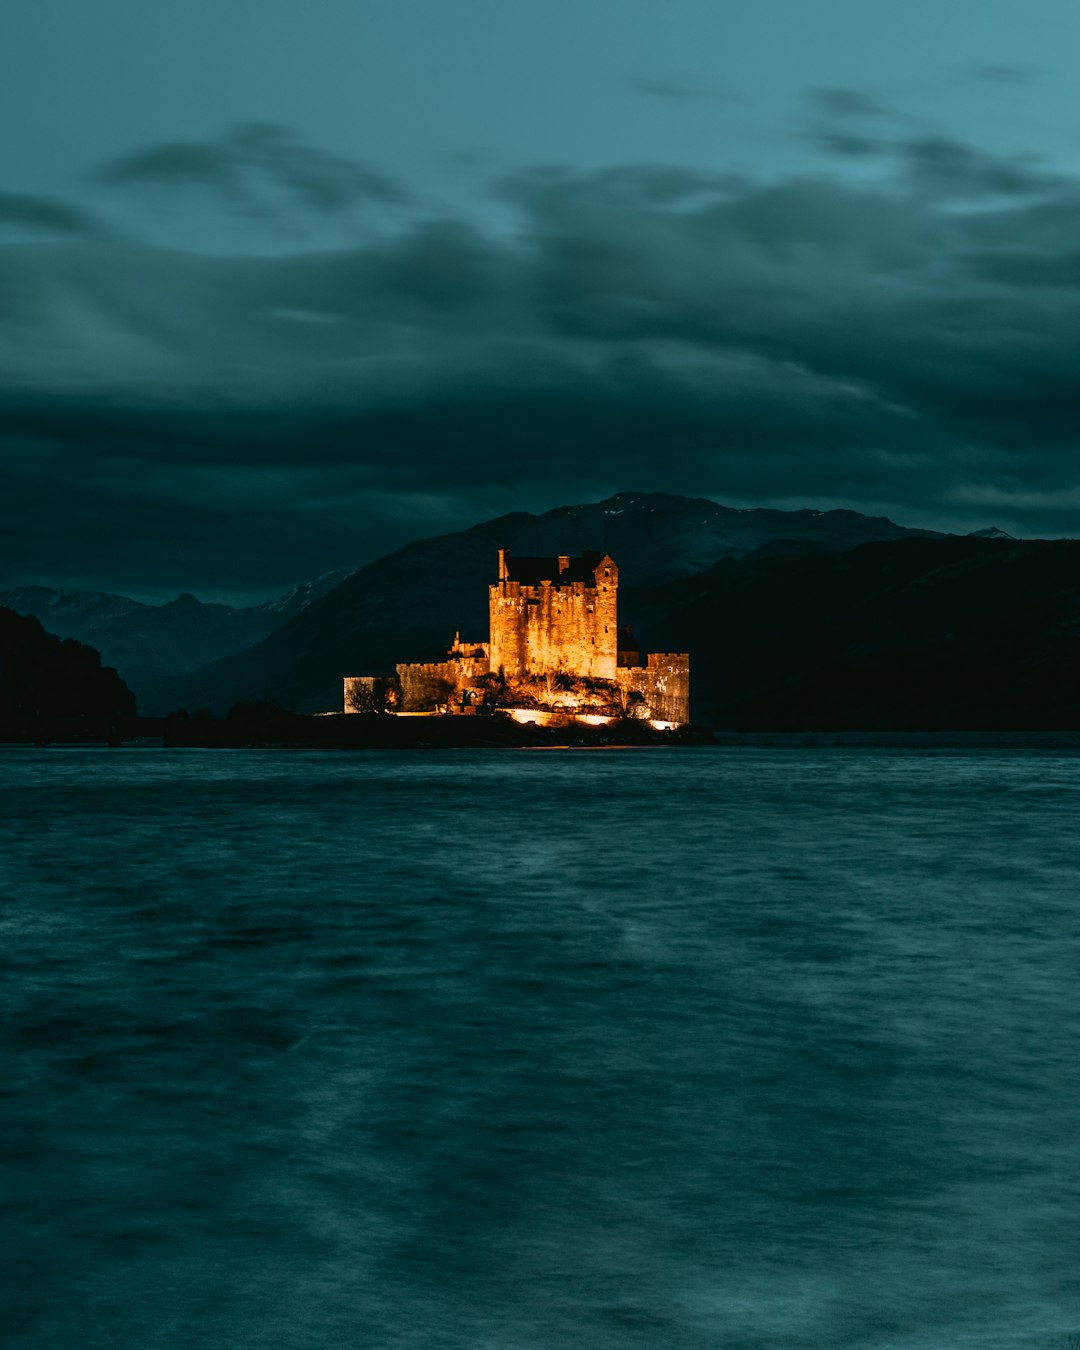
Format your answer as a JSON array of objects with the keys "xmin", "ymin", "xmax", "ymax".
[{"xmin": 397, "ymin": 654, "xmax": 488, "ymax": 712}]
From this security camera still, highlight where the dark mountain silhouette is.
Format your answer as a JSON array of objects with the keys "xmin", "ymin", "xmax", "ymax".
[
  {"xmin": 630, "ymin": 536, "xmax": 1080, "ymax": 728},
  {"xmin": 0, "ymin": 608, "xmax": 136, "ymax": 725},
  {"xmin": 250, "ymin": 568, "xmax": 356, "ymax": 621},
  {"xmin": 144, "ymin": 491, "xmax": 944, "ymax": 715},
  {"xmin": 21, "ymin": 492, "xmax": 1064, "ymax": 728},
  {"xmin": 78, "ymin": 593, "xmax": 274, "ymax": 689},
  {"xmin": 0, "ymin": 585, "xmax": 145, "ymax": 639},
  {"xmin": 0, "ymin": 567, "xmax": 353, "ymax": 695}
]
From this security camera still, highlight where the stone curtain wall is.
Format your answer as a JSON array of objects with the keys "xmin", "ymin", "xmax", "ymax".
[
  {"xmin": 615, "ymin": 653, "xmax": 690, "ymax": 724},
  {"xmin": 397, "ymin": 655, "xmax": 488, "ymax": 712}
]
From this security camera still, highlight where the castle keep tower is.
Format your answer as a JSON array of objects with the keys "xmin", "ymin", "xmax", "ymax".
[
  {"xmin": 488, "ymin": 549, "xmax": 618, "ymax": 680},
  {"xmin": 345, "ymin": 547, "xmax": 690, "ymax": 724}
]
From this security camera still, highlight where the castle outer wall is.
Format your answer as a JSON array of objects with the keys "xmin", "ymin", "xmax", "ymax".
[
  {"xmin": 396, "ymin": 652, "xmax": 488, "ymax": 712},
  {"xmin": 615, "ymin": 653, "xmax": 690, "ymax": 725}
]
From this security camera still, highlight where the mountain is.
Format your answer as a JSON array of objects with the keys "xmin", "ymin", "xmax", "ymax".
[
  {"xmin": 633, "ymin": 534, "xmax": 1080, "ymax": 727},
  {"xmin": 144, "ymin": 491, "xmax": 945, "ymax": 716},
  {"xmin": 75, "ymin": 593, "xmax": 277, "ymax": 692},
  {"xmin": 0, "ymin": 585, "xmax": 145, "ymax": 641},
  {"xmin": 0, "ymin": 568, "xmax": 355, "ymax": 699},
  {"xmin": 29, "ymin": 491, "xmax": 1068, "ymax": 727},
  {"xmin": 0, "ymin": 608, "xmax": 135, "ymax": 726},
  {"xmin": 248, "ymin": 568, "xmax": 356, "ymax": 622}
]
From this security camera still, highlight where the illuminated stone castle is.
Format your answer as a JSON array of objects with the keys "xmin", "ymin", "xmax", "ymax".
[{"xmin": 345, "ymin": 549, "xmax": 690, "ymax": 725}]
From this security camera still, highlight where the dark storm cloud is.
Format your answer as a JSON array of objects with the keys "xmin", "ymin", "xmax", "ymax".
[
  {"xmin": 899, "ymin": 136, "xmax": 1062, "ymax": 200},
  {"xmin": 0, "ymin": 192, "xmax": 99, "ymax": 236},
  {"xmin": 806, "ymin": 87, "xmax": 895, "ymax": 120},
  {"xmin": 811, "ymin": 130, "xmax": 883, "ymax": 158},
  {"xmin": 801, "ymin": 86, "xmax": 903, "ymax": 160},
  {"xmin": 806, "ymin": 99, "xmax": 1063, "ymax": 202},
  {"xmin": 4, "ymin": 121, "xmax": 1080, "ymax": 597},
  {"xmin": 96, "ymin": 124, "xmax": 404, "ymax": 212}
]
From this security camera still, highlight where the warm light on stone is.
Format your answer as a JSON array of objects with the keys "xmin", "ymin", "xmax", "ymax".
[{"xmin": 345, "ymin": 550, "xmax": 690, "ymax": 723}]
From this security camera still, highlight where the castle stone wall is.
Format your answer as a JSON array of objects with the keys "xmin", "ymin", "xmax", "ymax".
[
  {"xmin": 615, "ymin": 653, "xmax": 690, "ymax": 724},
  {"xmin": 397, "ymin": 655, "xmax": 487, "ymax": 711}
]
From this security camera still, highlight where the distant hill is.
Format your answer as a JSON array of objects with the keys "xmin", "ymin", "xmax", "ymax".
[
  {"xmin": 0, "ymin": 608, "xmax": 135, "ymax": 724},
  {"xmin": 250, "ymin": 568, "xmax": 356, "ymax": 622},
  {"xmin": 0, "ymin": 585, "xmax": 145, "ymax": 640},
  {"xmin": 631, "ymin": 535, "xmax": 1080, "ymax": 728},
  {"xmin": 20, "ymin": 492, "xmax": 1058, "ymax": 728},
  {"xmin": 144, "ymin": 491, "xmax": 944, "ymax": 715},
  {"xmin": 0, "ymin": 567, "xmax": 353, "ymax": 696}
]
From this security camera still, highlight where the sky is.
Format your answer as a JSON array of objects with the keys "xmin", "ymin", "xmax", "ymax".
[{"xmin": 3, "ymin": 0, "xmax": 1080, "ymax": 602}]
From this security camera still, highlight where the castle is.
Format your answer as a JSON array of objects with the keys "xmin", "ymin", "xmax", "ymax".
[{"xmin": 344, "ymin": 549, "xmax": 690, "ymax": 726}]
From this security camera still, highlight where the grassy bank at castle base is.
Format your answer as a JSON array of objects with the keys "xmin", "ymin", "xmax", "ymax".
[{"xmin": 0, "ymin": 713, "xmax": 714, "ymax": 750}]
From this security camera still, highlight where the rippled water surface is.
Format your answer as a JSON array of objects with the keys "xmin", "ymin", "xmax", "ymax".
[{"xmin": 3, "ymin": 747, "xmax": 1080, "ymax": 1350}]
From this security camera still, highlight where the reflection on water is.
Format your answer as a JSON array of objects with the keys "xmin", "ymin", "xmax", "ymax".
[{"xmin": 2, "ymin": 747, "xmax": 1080, "ymax": 1349}]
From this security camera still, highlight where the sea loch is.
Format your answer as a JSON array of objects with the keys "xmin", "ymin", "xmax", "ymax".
[{"xmin": 3, "ymin": 747, "xmax": 1079, "ymax": 1349}]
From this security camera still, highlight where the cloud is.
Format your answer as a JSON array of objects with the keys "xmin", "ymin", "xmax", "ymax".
[
  {"xmin": 0, "ymin": 192, "xmax": 100, "ymax": 238},
  {"xmin": 95, "ymin": 124, "xmax": 405, "ymax": 231},
  {"xmin": 98, "ymin": 141, "xmax": 239, "ymax": 192},
  {"xmin": 805, "ymin": 87, "xmax": 896, "ymax": 121},
  {"xmin": 811, "ymin": 131, "xmax": 883, "ymax": 158},
  {"xmin": 969, "ymin": 63, "xmax": 1044, "ymax": 85},
  {"xmin": 801, "ymin": 85, "xmax": 904, "ymax": 161},
  {"xmin": 804, "ymin": 90, "xmax": 1064, "ymax": 202},
  {"xmin": 87, "ymin": 125, "xmax": 412, "ymax": 258},
  {"xmin": 628, "ymin": 74, "xmax": 746, "ymax": 104},
  {"xmin": 899, "ymin": 136, "xmax": 1062, "ymax": 200},
  {"xmin": 4, "ymin": 122, "xmax": 1080, "ymax": 597}
]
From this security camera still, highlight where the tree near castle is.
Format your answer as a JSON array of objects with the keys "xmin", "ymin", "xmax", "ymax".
[{"xmin": 345, "ymin": 677, "xmax": 399, "ymax": 715}]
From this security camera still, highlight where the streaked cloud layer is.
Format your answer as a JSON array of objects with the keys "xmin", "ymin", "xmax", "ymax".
[{"xmin": 3, "ymin": 103, "xmax": 1080, "ymax": 598}]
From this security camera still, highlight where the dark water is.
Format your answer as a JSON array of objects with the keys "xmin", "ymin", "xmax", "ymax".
[{"xmin": 3, "ymin": 747, "xmax": 1080, "ymax": 1350}]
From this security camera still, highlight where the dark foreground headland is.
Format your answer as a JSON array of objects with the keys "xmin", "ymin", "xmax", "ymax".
[
  {"xmin": 0, "ymin": 709, "xmax": 715, "ymax": 750},
  {"xmin": 13, "ymin": 711, "xmax": 1080, "ymax": 751}
]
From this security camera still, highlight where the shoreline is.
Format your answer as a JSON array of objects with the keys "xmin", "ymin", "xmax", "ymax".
[{"xmin": 7, "ymin": 719, "xmax": 1080, "ymax": 751}]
